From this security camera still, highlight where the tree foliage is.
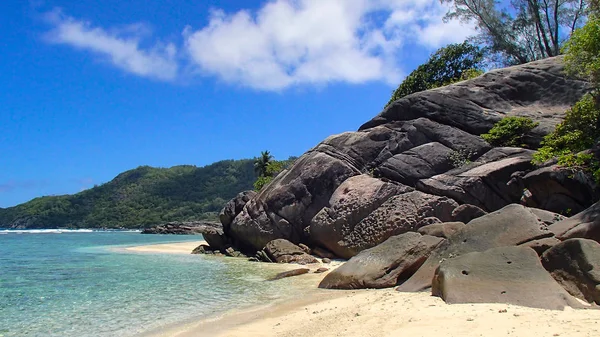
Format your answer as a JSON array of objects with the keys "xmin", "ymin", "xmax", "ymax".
[
  {"xmin": 254, "ymin": 151, "xmax": 274, "ymax": 177},
  {"xmin": 253, "ymin": 155, "xmax": 297, "ymax": 191},
  {"xmin": 0, "ymin": 160, "xmax": 257, "ymax": 229},
  {"xmin": 387, "ymin": 41, "xmax": 485, "ymax": 106},
  {"xmin": 481, "ymin": 116, "xmax": 539, "ymax": 147},
  {"xmin": 441, "ymin": 0, "xmax": 589, "ymax": 65}
]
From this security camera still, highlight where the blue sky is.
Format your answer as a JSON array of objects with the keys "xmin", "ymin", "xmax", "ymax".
[{"xmin": 0, "ymin": 0, "xmax": 474, "ymax": 207}]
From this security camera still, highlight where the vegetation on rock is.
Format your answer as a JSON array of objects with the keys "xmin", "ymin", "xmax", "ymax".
[
  {"xmin": 534, "ymin": 9, "xmax": 600, "ymax": 182},
  {"xmin": 253, "ymin": 153, "xmax": 296, "ymax": 191},
  {"xmin": 0, "ymin": 160, "xmax": 257, "ymax": 229},
  {"xmin": 481, "ymin": 116, "xmax": 539, "ymax": 147},
  {"xmin": 386, "ymin": 41, "xmax": 485, "ymax": 106}
]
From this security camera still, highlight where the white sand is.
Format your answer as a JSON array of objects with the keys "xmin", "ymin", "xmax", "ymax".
[
  {"xmin": 125, "ymin": 243, "xmax": 600, "ymax": 337},
  {"xmin": 146, "ymin": 269, "xmax": 600, "ymax": 337},
  {"xmin": 123, "ymin": 240, "xmax": 205, "ymax": 254}
]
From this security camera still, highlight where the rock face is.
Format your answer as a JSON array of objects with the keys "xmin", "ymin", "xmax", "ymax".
[
  {"xmin": 549, "ymin": 201, "xmax": 600, "ymax": 242},
  {"xmin": 417, "ymin": 222, "xmax": 465, "ymax": 239},
  {"xmin": 310, "ymin": 175, "xmax": 457, "ymax": 259},
  {"xmin": 451, "ymin": 204, "xmax": 487, "ymax": 223},
  {"xmin": 141, "ymin": 221, "xmax": 222, "ymax": 235},
  {"xmin": 219, "ymin": 190, "xmax": 257, "ymax": 234},
  {"xmin": 523, "ymin": 165, "xmax": 599, "ymax": 214},
  {"xmin": 398, "ymin": 204, "xmax": 552, "ymax": 292},
  {"xmin": 541, "ymin": 238, "xmax": 600, "ymax": 304},
  {"xmin": 432, "ymin": 246, "xmax": 580, "ymax": 309},
  {"xmin": 262, "ymin": 239, "xmax": 318, "ymax": 265},
  {"xmin": 220, "ymin": 57, "xmax": 590, "ymax": 258},
  {"xmin": 319, "ymin": 232, "xmax": 443, "ymax": 289}
]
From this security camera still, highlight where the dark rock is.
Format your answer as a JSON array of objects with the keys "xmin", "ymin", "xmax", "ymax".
[
  {"xmin": 432, "ymin": 246, "xmax": 581, "ymax": 309},
  {"xmin": 417, "ymin": 148, "xmax": 535, "ymax": 211},
  {"xmin": 321, "ymin": 258, "xmax": 331, "ymax": 264},
  {"xmin": 141, "ymin": 221, "xmax": 222, "ymax": 235},
  {"xmin": 451, "ymin": 204, "xmax": 487, "ymax": 223},
  {"xmin": 315, "ymin": 267, "xmax": 329, "ymax": 274},
  {"xmin": 319, "ymin": 232, "xmax": 443, "ymax": 289},
  {"xmin": 298, "ymin": 243, "xmax": 311, "ymax": 254},
  {"xmin": 312, "ymin": 247, "xmax": 337, "ymax": 259},
  {"xmin": 256, "ymin": 250, "xmax": 273, "ymax": 263},
  {"xmin": 398, "ymin": 204, "xmax": 552, "ymax": 292},
  {"xmin": 230, "ymin": 152, "xmax": 360, "ymax": 252},
  {"xmin": 191, "ymin": 244, "xmax": 210, "ymax": 255},
  {"xmin": 549, "ymin": 201, "xmax": 600, "ymax": 242},
  {"xmin": 541, "ymin": 238, "xmax": 600, "ymax": 304},
  {"xmin": 224, "ymin": 247, "xmax": 236, "ymax": 257},
  {"xmin": 519, "ymin": 237, "xmax": 561, "ymax": 255},
  {"xmin": 269, "ymin": 268, "xmax": 310, "ymax": 281},
  {"xmin": 523, "ymin": 165, "xmax": 599, "ymax": 214},
  {"xmin": 201, "ymin": 226, "xmax": 230, "ymax": 252},
  {"xmin": 219, "ymin": 190, "xmax": 257, "ymax": 233},
  {"xmin": 311, "ymin": 174, "xmax": 457, "ymax": 259},
  {"xmin": 529, "ymin": 208, "xmax": 566, "ymax": 225},
  {"xmin": 417, "ymin": 222, "xmax": 466, "ymax": 239},
  {"xmin": 263, "ymin": 239, "xmax": 318, "ymax": 264},
  {"xmin": 416, "ymin": 217, "xmax": 442, "ymax": 229},
  {"xmin": 360, "ymin": 57, "xmax": 589, "ymax": 144},
  {"xmin": 221, "ymin": 57, "xmax": 590, "ymax": 255}
]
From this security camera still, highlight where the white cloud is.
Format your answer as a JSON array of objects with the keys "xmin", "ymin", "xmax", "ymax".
[
  {"xmin": 183, "ymin": 0, "xmax": 476, "ymax": 90},
  {"xmin": 44, "ymin": 9, "xmax": 178, "ymax": 81},
  {"xmin": 42, "ymin": 1, "xmax": 476, "ymax": 89}
]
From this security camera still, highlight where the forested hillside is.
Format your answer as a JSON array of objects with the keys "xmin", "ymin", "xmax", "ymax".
[{"xmin": 0, "ymin": 159, "xmax": 256, "ymax": 229}]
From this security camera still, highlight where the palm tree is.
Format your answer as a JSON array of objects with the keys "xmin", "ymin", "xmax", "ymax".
[{"xmin": 254, "ymin": 151, "xmax": 273, "ymax": 177}]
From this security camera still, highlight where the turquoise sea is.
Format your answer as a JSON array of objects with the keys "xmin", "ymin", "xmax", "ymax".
[{"xmin": 0, "ymin": 231, "xmax": 299, "ymax": 337}]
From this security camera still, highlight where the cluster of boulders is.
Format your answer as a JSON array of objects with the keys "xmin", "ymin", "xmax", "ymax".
[
  {"xmin": 188, "ymin": 57, "xmax": 600, "ymax": 310},
  {"xmin": 141, "ymin": 221, "xmax": 222, "ymax": 235}
]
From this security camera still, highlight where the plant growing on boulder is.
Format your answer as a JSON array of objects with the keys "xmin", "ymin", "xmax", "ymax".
[
  {"xmin": 481, "ymin": 116, "xmax": 539, "ymax": 147},
  {"xmin": 533, "ymin": 12, "xmax": 600, "ymax": 182}
]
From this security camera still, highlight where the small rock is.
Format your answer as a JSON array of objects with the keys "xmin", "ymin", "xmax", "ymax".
[
  {"xmin": 314, "ymin": 267, "xmax": 329, "ymax": 273},
  {"xmin": 322, "ymin": 258, "xmax": 331, "ymax": 264},
  {"xmin": 269, "ymin": 268, "xmax": 310, "ymax": 281}
]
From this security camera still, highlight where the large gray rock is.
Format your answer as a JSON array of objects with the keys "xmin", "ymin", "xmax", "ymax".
[
  {"xmin": 523, "ymin": 165, "xmax": 599, "ymax": 214},
  {"xmin": 541, "ymin": 238, "xmax": 600, "ymax": 304},
  {"xmin": 219, "ymin": 190, "xmax": 257, "ymax": 233},
  {"xmin": 319, "ymin": 232, "xmax": 443, "ymax": 289},
  {"xmin": 263, "ymin": 239, "xmax": 318, "ymax": 265},
  {"xmin": 549, "ymin": 201, "xmax": 600, "ymax": 242},
  {"xmin": 432, "ymin": 246, "xmax": 581, "ymax": 309},
  {"xmin": 451, "ymin": 204, "xmax": 487, "ymax": 223},
  {"xmin": 224, "ymin": 57, "xmax": 590, "ymax": 255},
  {"xmin": 398, "ymin": 204, "xmax": 553, "ymax": 292},
  {"xmin": 417, "ymin": 222, "xmax": 466, "ymax": 239},
  {"xmin": 310, "ymin": 175, "xmax": 457, "ymax": 259},
  {"xmin": 417, "ymin": 148, "xmax": 535, "ymax": 211},
  {"xmin": 360, "ymin": 57, "xmax": 589, "ymax": 143},
  {"xmin": 230, "ymin": 151, "xmax": 360, "ymax": 252}
]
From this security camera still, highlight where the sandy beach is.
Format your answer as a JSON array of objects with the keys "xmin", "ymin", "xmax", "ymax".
[
  {"xmin": 132, "ymin": 241, "xmax": 600, "ymax": 337},
  {"xmin": 123, "ymin": 240, "xmax": 206, "ymax": 254}
]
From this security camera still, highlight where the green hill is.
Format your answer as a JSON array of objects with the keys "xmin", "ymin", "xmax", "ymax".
[{"xmin": 0, "ymin": 159, "xmax": 256, "ymax": 229}]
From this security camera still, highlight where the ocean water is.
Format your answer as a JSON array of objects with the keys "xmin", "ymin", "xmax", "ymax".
[{"xmin": 0, "ymin": 231, "xmax": 301, "ymax": 337}]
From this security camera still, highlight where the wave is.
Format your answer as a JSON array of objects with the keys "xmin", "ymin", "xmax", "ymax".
[{"xmin": 0, "ymin": 229, "xmax": 125, "ymax": 234}]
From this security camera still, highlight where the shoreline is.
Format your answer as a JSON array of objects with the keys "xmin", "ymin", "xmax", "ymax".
[
  {"xmin": 126, "ymin": 242, "xmax": 600, "ymax": 337},
  {"xmin": 121, "ymin": 240, "xmax": 207, "ymax": 254}
]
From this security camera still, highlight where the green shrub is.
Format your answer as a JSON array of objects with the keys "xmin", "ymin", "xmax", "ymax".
[
  {"xmin": 253, "ymin": 176, "xmax": 273, "ymax": 192},
  {"xmin": 481, "ymin": 116, "xmax": 539, "ymax": 147},
  {"xmin": 533, "ymin": 94, "xmax": 600, "ymax": 163}
]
